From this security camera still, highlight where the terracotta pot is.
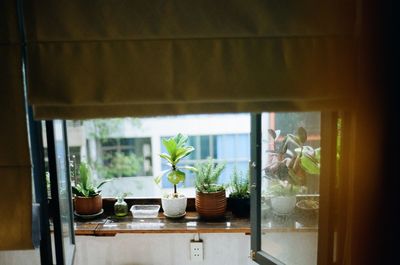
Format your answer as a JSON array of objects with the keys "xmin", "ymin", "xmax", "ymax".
[
  {"xmin": 74, "ymin": 195, "xmax": 102, "ymax": 215},
  {"xmin": 195, "ymin": 190, "xmax": 227, "ymax": 219}
]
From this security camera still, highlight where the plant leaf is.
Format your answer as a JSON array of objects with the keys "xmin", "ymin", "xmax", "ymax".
[
  {"xmin": 71, "ymin": 186, "xmax": 84, "ymax": 197},
  {"xmin": 159, "ymin": 153, "xmax": 173, "ymax": 164},
  {"xmin": 79, "ymin": 162, "xmax": 91, "ymax": 190},
  {"xmin": 174, "ymin": 146, "xmax": 195, "ymax": 163},
  {"xmin": 297, "ymin": 127, "xmax": 307, "ymax": 144},
  {"xmin": 300, "ymin": 153, "xmax": 320, "ymax": 175},
  {"xmin": 167, "ymin": 170, "xmax": 186, "ymax": 185},
  {"xmin": 178, "ymin": 165, "xmax": 198, "ymax": 172},
  {"xmin": 286, "ymin": 134, "xmax": 302, "ymax": 147},
  {"xmin": 96, "ymin": 179, "xmax": 110, "ymax": 189},
  {"xmin": 268, "ymin": 129, "xmax": 276, "ymax": 140},
  {"xmin": 154, "ymin": 169, "xmax": 171, "ymax": 185},
  {"xmin": 162, "ymin": 138, "xmax": 177, "ymax": 159},
  {"xmin": 174, "ymin": 133, "xmax": 188, "ymax": 148}
]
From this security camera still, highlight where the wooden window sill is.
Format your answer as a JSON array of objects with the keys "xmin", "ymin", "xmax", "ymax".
[{"xmin": 74, "ymin": 211, "xmax": 317, "ymax": 236}]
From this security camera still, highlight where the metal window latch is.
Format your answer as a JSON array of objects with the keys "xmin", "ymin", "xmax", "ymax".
[
  {"xmin": 250, "ymin": 250, "xmax": 256, "ymax": 260},
  {"xmin": 249, "ymin": 160, "xmax": 257, "ymax": 189}
]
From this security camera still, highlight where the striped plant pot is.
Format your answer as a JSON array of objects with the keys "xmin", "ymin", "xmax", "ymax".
[
  {"xmin": 74, "ymin": 195, "xmax": 102, "ymax": 215},
  {"xmin": 195, "ymin": 190, "xmax": 227, "ymax": 219}
]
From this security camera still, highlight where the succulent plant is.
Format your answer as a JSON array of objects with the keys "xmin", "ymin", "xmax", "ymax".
[{"xmin": 71, "ymin": 162, "xmax": 109, "ymax": 197}]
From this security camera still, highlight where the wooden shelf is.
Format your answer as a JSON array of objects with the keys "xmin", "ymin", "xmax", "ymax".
[{"xmin": 74, "ymin": 210, "xmax": 318, "ymax": 236}]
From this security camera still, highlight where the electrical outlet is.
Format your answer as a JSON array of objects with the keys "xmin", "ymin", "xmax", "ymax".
[{"xmin": 190, "ymin": 241, "xmax": 203, "ymax": 261}]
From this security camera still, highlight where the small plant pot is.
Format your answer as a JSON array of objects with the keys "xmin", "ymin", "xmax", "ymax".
[
  {"xmin": 161, "ymin": 196, "xmax": 187, "ymax": 217},
  {"xmin": 196, "ymin": 190, "xmax": 227, "ymax": 219},
  {"xmin": 229, "ymin": 197, "xmax": 250, "ymax": 217},
  {"xmin": 270, "ymin": 195, "xmax": 296, "ymax": 215},
  {"xmin": 74, "ymin": 195, "xmax": 102, "ymax": 215}
]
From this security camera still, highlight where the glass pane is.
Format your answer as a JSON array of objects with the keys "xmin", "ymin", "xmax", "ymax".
[
  {"xmin": 260, "ymin": 112, "xmax": 320, "ymax": 265},
  {"xmin": 101, "ymin": 138, "xmax": 118, "ymax": 146},
  {"xmin": 120, "ymin": 138, "xmax": 135, "ymax": 146},
  {"xmin": 200, "ymin": 135, "xmax": 210, "ymax": 159},
  {"xmin": 66, "ymin": 114, "xmax": 251, "ymax": 198},
  {"xmin": 53, "ymin": 121, "xmax": 75, "ymax": 265}
]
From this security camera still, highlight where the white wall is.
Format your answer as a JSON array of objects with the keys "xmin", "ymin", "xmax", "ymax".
[
  {"xmin": 74, "ymin": 233, "xmax": 257, "ymax": 265},
  {"xmin": 73, "ymin": 232, "xmax": 316, "ymax": 265},
  {"xmin": 0, "ymin": 232, "xmax": 317, "ymax": 265},
  {"xmin": 0, "ymin": 249, "xmax": 41, "ymax": 265}
]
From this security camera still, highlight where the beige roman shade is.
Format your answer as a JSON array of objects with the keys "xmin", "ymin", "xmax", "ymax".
[
  {"xmin": 23, "ymin": 0, "xmax": 357, "ymax": 119},
  {"xmin": 0, "ymin": 1, "xmax": 33, "ymax": 250}
]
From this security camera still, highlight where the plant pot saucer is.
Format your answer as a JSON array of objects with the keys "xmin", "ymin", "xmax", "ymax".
[
  {"xmin": 74, "ymin": 208, "xmax": 104, "ymax": 220},
  {"xmin": 163, "ymin": 211, "xmax": 186, "ymax": 219}
]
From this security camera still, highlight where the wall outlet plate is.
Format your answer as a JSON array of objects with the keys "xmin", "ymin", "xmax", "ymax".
[{"xmin": 190, "ymin": 241, "xmax": 203, "ymax": 261}]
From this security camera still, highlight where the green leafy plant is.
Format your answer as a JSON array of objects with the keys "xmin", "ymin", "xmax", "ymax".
[
  {"xmin": 264, "ymin": 127, "xmax": 319, "ymax": 196},
  {"xmin": 229, "ymin": 168, "xmax": 250, "ymax": 199},
  {"xmin": 71, "ymin": 162, "xmax": 109, "ymax": 197},
  {"xmin": 195, "ymin": 158, "xmax": 226, "ymax": 193},
  {"xmin": 155, "ymin": 133, "xmax": 197, "ymax": 196}
]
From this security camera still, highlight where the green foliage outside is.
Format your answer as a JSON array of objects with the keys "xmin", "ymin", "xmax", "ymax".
[
  {"xmin": 194, "ymin": 158, "xmax": 226, "ymax": 193},
  {"xmin": 229, "ymin": 167, "xmax": 250, "ymax": 199},
  {"xmin": 84, "ymin": 118, "xmax": 141, "ymax": 140},
  {"xmin": 93, "ymin": 152, "xmax": 142, "ymax": 179}
]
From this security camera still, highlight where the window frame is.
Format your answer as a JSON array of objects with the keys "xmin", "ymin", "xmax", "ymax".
[
  {"xmin": 250, "ymin": 112, "xmax": 339, "ymax": 265},
  {"xmin": 46, "ymin": 120, "xmax": 76, "ymax": 265}
]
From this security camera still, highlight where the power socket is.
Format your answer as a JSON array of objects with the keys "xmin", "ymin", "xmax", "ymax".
[{"xmin": 190, "ymin": 241, "xmax": 203, "ymax": 261}]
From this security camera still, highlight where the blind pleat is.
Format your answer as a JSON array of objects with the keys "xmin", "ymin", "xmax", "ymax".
[
  {"xmin": 33, "ymin": 99, "xmax": 351, "ymax": 120},
  {"xmin": 24, "ymin": 0, "xmax": 355, "ymax": 41},
  {"xmin": 24, "ymin": 0, "xmax": 357, "ymax": 118},
  {"xmin": 0, "ymin": 1, "xmax": 33, "ymax": 250}
]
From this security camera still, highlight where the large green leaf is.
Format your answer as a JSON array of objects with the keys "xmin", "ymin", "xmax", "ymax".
[
  {"xmin": 174, "ymin": 133, "xmax": 188, "ymax": 148},
  {"xmin": 300, "ymin": 153, "xmax": 320, "ymax": 175},
  {"xmin": 79, "ymin": 162, "xmax": 92, "ymax": 190},
  {"xmin": 162, "ymin": 138, "xmax": 177, "ymax": 158},
  {"xmin": 159, "ymin": 153, "xmax": 173, "ymax": 164},
  {"xmin": 167, "ymin": 170, "xmax": 186, "ymax": 185},
  {"xmin": 178, "ymin": 165, "xmax": 198, "ymax": 172},
  {"xmin": 297, "ymin": 127, "xmax": 307, "ymax": 144},
  {"xmin": 174, "ymin": 146, "xmax": 195, "ymax": 163}
]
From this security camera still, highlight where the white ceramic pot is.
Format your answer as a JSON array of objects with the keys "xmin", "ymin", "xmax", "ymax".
[
  {"xmin": 161, "ymin": 196, "xmax": 187, "ymax": 217},
  {"xmin": 270, "ymin": 195, "xmax": 296, "ymax": 215}
]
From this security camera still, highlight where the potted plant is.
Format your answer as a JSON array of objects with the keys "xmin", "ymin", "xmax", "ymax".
[
  {"xmin": 228, "ymin": 168, "xmax": 250, "ymax": 217},
  {"xmin": 264, "ymin": 127, "xmax": 319, "ymax": 215},
  {"xmin": 194, "ymin": 158, "xmax": 227, "ymax": 219},
  {"xmin": 156, "ymin": 133, "xmax": 196, "ymax": 218},
  {"xmin": 71, "ymin": 162, "xmax": 109, "ymax": 215}
]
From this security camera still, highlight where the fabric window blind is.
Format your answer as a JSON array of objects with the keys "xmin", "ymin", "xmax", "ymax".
[
  {"xmin": 0, "ymin": 0, "xmax": 33, "ymax": 250},
  {"xmin": 23, "ymin": 0, "xmax": 357, "ymax": 119}
]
